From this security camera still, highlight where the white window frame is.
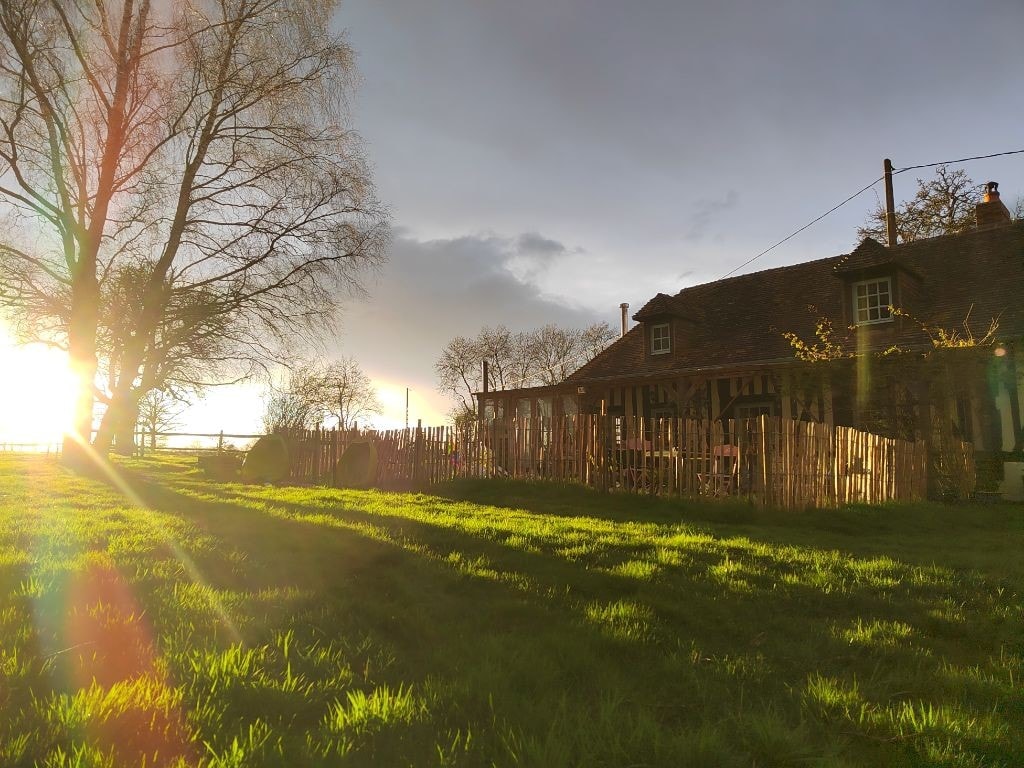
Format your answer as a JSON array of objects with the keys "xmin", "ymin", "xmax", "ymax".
[
  {"xmin": 852, "ymin": 277, "xmax": 893, "ymax": 325},
  {"xmin": 651, "ymin": 322, "xmax": 671, "ymax": 355}
]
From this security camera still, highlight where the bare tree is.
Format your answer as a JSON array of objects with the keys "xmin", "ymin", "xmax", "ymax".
[
  {"xmin": 320, "ymin": 358, "xmax": 382, "ymax": 430},
  {"xmin": 260, "ymin": 357, "xmax": 380, "ymax": 432},
  {"xmin": 136, "ymin": 389, "xmax": 187, "ymax": 450},
  {"xmin": 858, "ymin": 165, "xmax": 982, "ymax": 244},
  {"xmin": 0, "ymin": 0, "xmax": 170, "ymax": 460},
  {"xmin": 527, "ymin": 322, "xmax": 615, "ymax": 385},
  {"xmin": 261, "ymin": 363, "xmax": 325, "ymax": 433},
  {"xmin": 436, "ymin": 322, "xmax": 615, "ymax": 422},
  {"xmin": 0, "ymin": 0, "xmax": 387, "ymax": 460},
  {"xmin": 435, "ymin": 334, "xmax": 485, "ymax": 422}
]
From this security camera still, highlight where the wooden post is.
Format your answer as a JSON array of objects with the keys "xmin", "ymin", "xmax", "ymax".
[
  {"xmin": 218, "ymin": 430, "xmax": 224, "ymax": 452},
  {"xmin": 480, "ymin": 360, "xmax": 489, "ymax": 420},
  {"xmin": 884, "ymin": 158, "xmax": 898, "ymax": 247},
  {"xmin": 414, "ymin": 418, "xmax": 423, "ymax": 485}
]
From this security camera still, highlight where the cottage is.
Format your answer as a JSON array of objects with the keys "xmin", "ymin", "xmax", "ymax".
[{"xmin": 479, "ymin": 184, "xmax": 1024, "ymax": 495}]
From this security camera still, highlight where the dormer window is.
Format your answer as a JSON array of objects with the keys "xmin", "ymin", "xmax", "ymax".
[
  {"xmin": 853, "ymin": 277, "xmax": 893, "ymax": 325},
  {"xmin": 651, "ymin": 322, "xmax": 671, "ymax": 354}
]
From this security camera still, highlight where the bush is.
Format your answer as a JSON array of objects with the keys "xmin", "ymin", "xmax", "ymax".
[
  {"xmin": 335, "ymin": 440, "xmax": 378, "ymax": 488},
  {"xmin": 973, "ymin": 452, "xmax": 1005, "ymax": 492},
  {"xmin": 242, "ymin": 435, "xmax": 289, "ymax": 483}
]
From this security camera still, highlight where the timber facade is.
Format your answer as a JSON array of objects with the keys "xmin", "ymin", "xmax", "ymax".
[{"xmin": 479, "ymin": 202, "xmax": 1024, "ymax": 470}]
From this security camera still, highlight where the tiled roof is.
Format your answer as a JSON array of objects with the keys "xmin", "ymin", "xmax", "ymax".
[
  {"xmin": 632, "ymin": 292, "xmax": 683, "ymax": 321},
  {"xmin": 567, "ymin": 221, "xmax": 1024, "ymax": 384},
  {"xmin": 833, "ymin": 237, "xmax": 894, "ymax": 273}
]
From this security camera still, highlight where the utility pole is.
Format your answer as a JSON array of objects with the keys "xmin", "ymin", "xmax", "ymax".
[
  {"xmin": 405, "ymin": 387, "xmax": 409, "ymax": 430},
  {"xmin": 480, "ymin": 360, "xmax": 489, "ymax": 421},
  {"xmin": 884, "ymin": 158, "xmax": 898, "ymax": 247}
]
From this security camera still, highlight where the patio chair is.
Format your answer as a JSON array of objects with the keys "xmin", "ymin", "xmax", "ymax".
[{"xmin": 697, "ymin": 444, "xmax": 739, "ymax": 496}]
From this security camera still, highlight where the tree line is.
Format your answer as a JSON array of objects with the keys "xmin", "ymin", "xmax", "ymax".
[{"xmin": 435, "ymin": 322, "xmax": 616, "ymax": 423}]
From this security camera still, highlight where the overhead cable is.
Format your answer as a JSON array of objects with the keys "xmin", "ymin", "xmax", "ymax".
[
  {"xmin": 895, "ymin": 148, "xmax": 1024, "ymax": 175},
  {"xmin": 717, "ymin": 176, "xmax": 884, "ymax": 280}
]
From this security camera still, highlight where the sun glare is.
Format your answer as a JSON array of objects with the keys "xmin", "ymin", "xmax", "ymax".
[{"xmin": 0, "ymin": 326, "xmax": 77, "ymax": 444}]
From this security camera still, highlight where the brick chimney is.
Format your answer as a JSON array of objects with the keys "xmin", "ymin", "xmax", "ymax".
[{"xmin": 975, "ymin": 181, "xmax": 1011, "ymax": 229}]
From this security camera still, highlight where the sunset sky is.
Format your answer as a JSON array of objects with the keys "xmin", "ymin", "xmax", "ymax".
[{"xmin": 2, "ymin": 0, "xmax": 1023, "ymax": 439}]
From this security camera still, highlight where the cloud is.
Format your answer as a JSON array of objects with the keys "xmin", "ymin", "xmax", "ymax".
[
  {"xmin": 684, "ymin": 190, "xmax": 739, "ymax": 242},
  {"xmin": 504, "ymin": 231, "xmax": 573, "ymax": 282},
  {"xmin": 515, "ymin": 231, "xmax": 567, "ymax": 257},
  {"xmin": 327, "ymin": 230, "xmax": 607, "ymax": 419}
]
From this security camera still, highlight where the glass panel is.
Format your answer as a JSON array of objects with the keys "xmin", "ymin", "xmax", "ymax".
[{"xmin": 854, "ymin": 278, "xmax": 893, "ymax": 324}]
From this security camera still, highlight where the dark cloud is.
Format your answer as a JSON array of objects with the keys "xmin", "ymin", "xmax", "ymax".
[
  {"xmin": 515, "ymin": 232, "xmax": 568, "ymax": 257},
  {"xmin": 342, "ymin": 0, "xmax": 1024, "ymax": 274},
  {"xmin": 330, "ymin": 231, "xmax": 609, "ymax": 406},
  {"xmin": 685, "ymin": 190, "xmax": 739, "ymax": 242}
]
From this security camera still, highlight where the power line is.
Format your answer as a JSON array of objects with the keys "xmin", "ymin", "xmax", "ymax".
[
  {"xmin": 494, "ymin": 148, "xmax": 1024, "ymax": 393},
  {"xmin": 715, "ymin": 147, "xmax": 1024, "ymax": 282},
  {"xmin": 895, "ymin": 148, "xmax": 1024, "ymax": 175},
  {"xmin": 717, "ymin": 175, "xmax": 884, "ymax": 280}
]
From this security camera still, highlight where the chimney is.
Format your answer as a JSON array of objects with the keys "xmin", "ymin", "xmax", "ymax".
[
  {"xmin": 976, "ymin": 181, "xmax": 1011, "ymax": 229},
  {"xmin": 619, "ymin": 303, "xmax": 629, "ymax": 337}
]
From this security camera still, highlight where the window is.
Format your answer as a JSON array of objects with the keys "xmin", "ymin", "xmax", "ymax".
[
  {"xmin": 516, "ymin": 398, "xmax": 532, "ymax": 419},
  {"xmin": 735, "ymin": 402, "xmax": 774, "ymax": 420},
  {"xmin": 651, "ymin": 323, "xmax": 671, "ymax": 354},
  {"xmin": 853, "ymin": 278, "xmax": 893, "ymax": 324}
]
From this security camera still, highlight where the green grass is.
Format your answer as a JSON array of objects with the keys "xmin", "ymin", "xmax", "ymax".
[{"xmin": 0, "ymin": 453, "xmax": 1021, "ymax": 767}]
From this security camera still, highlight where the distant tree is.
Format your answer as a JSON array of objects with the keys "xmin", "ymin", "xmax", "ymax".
[
  {"xmin": 136, "ymin": 391, "xmax": 188, "ymax": 451},
  {"xmin": 436, "ymin": 322, "xmax": 616, "ymax": 422},
  {"xmin": 261, "ymin": 358, "xmax": 380, "ymax": 433},
  {"xmin": 435, "ymin": 335, "xmax": 484, "ymax": 422},
  {"xmin": 261, "ymin": 364, "xmax": 327, "ymax": 434},
  {"xmin": 320, "ymin": 358, "xmax": 382, "ymax": 430},
  {"xmin": 528, "ymin": 323, "xmax": 617, "ymax": 385},
  {"xmin": 858, "ymin": 165, "xmax": 982, "ymax": 244}
]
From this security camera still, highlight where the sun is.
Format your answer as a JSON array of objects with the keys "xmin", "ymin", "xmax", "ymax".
[{"xmin": 0, "ymin": 325, "xmax": 78, "ymax": 444}]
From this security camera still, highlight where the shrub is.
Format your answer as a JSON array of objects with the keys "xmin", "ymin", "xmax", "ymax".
[
  {"xmin": 335, "ymin": 440, "xmax": 378, "ymax": 488},
  {"xmin": 242, "ymin": 435, "xmax": 289, "ymax": 483}
]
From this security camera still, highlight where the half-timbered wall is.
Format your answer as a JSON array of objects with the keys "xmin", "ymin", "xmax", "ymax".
[{"xmin": 595, "ymin": 372, "xmax": 833, "ymax": 421}]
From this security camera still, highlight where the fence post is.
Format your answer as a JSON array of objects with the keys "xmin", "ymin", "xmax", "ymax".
[
  {"xmin": 218, "ymin": 430, "xmax": 224, "ymax": 452},
  {"xmin": 414, "ymin": 419, "xmax": 423, "ymax": 485}
]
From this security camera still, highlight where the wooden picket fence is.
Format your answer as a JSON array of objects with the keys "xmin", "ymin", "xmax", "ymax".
[{"xmin": 278, "ymin": 415, "xmax": 956, "ymax": 510}]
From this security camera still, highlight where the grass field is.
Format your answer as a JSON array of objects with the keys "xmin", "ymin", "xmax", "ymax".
[{"xmin": 0, "ymin": 453, "xmax": 1021, "ymax": 767}]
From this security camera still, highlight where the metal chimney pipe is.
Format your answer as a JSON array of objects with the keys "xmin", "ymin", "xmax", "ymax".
[{"xmin": 619, "ymin": 303, "xmax": 629, "ymax": 337}]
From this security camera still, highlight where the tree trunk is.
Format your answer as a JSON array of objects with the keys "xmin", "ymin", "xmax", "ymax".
[
  {"xmin": 94, "ymin": 390, "xmax": 141, "ymax": 457},
  {"xmin": 113, "ymin": 396, "xmax": 140, "ymax": 456},
  {"xmin": 62, "ymin": 271, "xmax": 100, "ymax": 466}
]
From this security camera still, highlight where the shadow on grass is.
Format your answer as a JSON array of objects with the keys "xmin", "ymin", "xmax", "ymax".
[
  {"xmin": 77, "ymin": 460, "xmax": 1024, "ymax": 766},
  {"xmin": 434, "ymin": 478, "xmax": 1024, "ymax": 571}
]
